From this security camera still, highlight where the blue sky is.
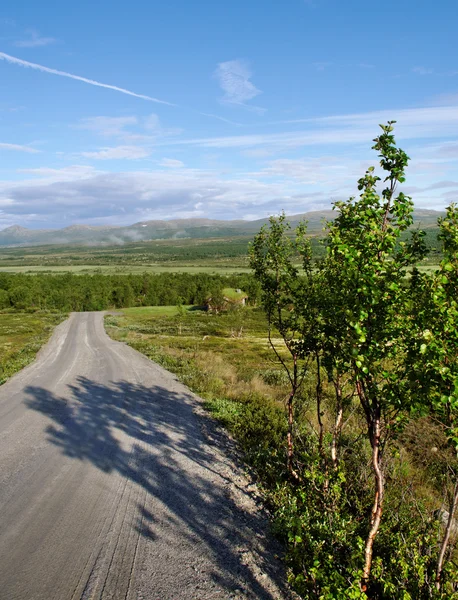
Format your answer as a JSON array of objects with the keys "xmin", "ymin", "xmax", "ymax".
[{"xmin": 0, "ymin": 0, "xmax": 457, "ymax": 229}]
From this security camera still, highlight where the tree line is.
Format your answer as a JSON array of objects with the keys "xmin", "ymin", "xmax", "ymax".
[
  {"xmin": 251, "ymin": 123, "xmax": 458, "ymax": 598},
  {"xmin": 0, "ymin": 272, "xmax": 260, "ymax": 312}
]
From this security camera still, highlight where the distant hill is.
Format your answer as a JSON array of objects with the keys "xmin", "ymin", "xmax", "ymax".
[{"xmin": 0, "ymin": 209, "xmax": 445, "ymax": 248}]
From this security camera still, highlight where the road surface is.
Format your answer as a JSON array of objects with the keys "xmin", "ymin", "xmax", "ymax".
[{"xmin": 0, "ymin": 312, "xmax": 291, "ymax": 600}]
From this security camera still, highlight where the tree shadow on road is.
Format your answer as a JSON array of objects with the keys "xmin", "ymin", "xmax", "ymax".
[{"xmin": 24, "ymin": 376, "xmax": 289, "ymax": 599}]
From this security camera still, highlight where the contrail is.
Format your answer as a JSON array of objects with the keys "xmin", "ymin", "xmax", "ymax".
[
  {"xmin": 0, "ymin": 142, "xmax": 39, "ymax": 153},
  {"xmin": 0, "ymin": 52, "xmax": 175, "ymax": 106},
  {"xmin": 197, "ymin": 111, "xmax": 243, "ymax": 126}
]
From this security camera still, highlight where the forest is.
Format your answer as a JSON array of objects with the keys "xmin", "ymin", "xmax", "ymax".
[{"xmin": 0, "ymin": 271, "xmax": 260, "ymax": 311}]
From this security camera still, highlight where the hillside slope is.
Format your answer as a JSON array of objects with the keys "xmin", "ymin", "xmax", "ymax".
[{"xmin": 0, "ymin": 209, "xmax": 444, "ymax": 247}]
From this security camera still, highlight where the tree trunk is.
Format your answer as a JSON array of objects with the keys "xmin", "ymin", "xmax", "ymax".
[
  {"xmin": 436, "ymin": 479, "xmax": 458, "ymax": 591},
  {"xmin": 287, "ymin": 389, "xmax": 294, "ymax": 475},
  {"xmin": 315, "ymin": 353, "xmax": 324, "ymax": 457},
  {"xmin": 315, "ymin": 353, "xmax": 329, "ymax": 490},
  {"xmin": 331, "ymin": 375, "xmax": 343, "ymax": 468},
  {"xmin": 361, "ymin": 412, "xmax": 384, "ymax": 592},
  {"xmin": 286, "ymin": 390, "xmax": 300, "ymax": 481}
]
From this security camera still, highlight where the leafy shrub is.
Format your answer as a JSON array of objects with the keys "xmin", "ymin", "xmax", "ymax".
[{"xmin": 262, "ymin": 368, "xmax": 290, "ymax": 386}]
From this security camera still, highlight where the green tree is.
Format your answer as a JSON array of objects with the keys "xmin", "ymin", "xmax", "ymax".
[
  {"xmin": 251, "ymin": 123, "xmax": 444, "ymax": 596},
  {"xmin": 406, "ymin": 204, "xmax": 458, "ymax": 594},
  {"xmin": 250, "ymin": 214, "xmax": 318, "ymax": 479},
  {"xmin": 0, "ymin": 289, "xmax": 10, "ymax": 309},
  {"xmin": 9, "ymin": 285, "xmax": 33, "ymax": 310},
  {"xmin": 323, "ymin": 122, "xmax": 428, "ymax": 588}
]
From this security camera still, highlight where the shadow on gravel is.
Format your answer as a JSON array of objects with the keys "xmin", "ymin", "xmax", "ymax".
[{"xmin": 24, "ymin": 377, "xmax": 286, "ymax": 599}]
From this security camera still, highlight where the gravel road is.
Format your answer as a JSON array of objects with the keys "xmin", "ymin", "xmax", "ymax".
[{"xmin": 0, "ymin": 312, "xmax": 293, "ymax": 600}]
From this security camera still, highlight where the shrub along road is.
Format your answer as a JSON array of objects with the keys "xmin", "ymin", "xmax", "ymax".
[{"xmin": 0, "ymin": 312, "xmax": 291, "ymax": 600}]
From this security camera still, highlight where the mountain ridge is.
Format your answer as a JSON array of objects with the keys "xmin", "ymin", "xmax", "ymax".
[{"xmin": 0, "ymin": 209, "xmax": 445, "ymax": 248}]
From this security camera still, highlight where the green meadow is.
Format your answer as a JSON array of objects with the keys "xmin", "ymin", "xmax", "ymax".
[{"xmin": 0, "ymin": 311, "xmax": 67, "ymax": 385}]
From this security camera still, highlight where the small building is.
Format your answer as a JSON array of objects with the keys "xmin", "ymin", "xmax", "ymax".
[{"xmin": 205, "ymin": 287, "xmax": 248, "ymax": 312}]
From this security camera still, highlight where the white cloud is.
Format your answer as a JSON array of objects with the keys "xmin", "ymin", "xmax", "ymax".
[
  {"xmin": 0, "ymin": 142, "xmax": 39, "ymax": 153},
  {"xmin": 425, "ymin": 180, "xmax": 458, "ymax": 190},
  {"xmin": 0, "ymin": 105, "xmax": 25, "ymax": 113},
  {"xmin": 14, "ymin": 29, "xmax": 56, "ymax": 48},
  {"xmin": 258, "ymin": 157, "xmax": 361, "ymax": 185},
  {"xmin": 81, "ymin": 146, "xmax": 151, "ymax": 160},
  {"xmin": 198, "ymin": 112, "xmax": 243, "ymax": 126},
  {"xmin": 0, "ymin": 198, "xmax": 15, "ymax": 207},
  {"xmin": 412, "ymin": 66, "xmax": 434, "ymax": 75},
  {"xmin": 165, "ymin": 106, "xmax": 458, "ymax": 151},
  {"xmin": 17, "ymin": 165, "xmax": 99, "ymax": 180},
  {"xmin": 160, "ymin": 158, "xmax": 184, "ymax": 168},
  {"xmin": 215, "ymin": 60, "xmax": 262, "ymax": 107},
  {"xmin": 144, "ymin": 114, "xmax": 160, "ymax": 131},
  {"xmin": 313, "ymin": 62, "xmax": 332, "ymax": 71},
  {"xmin": 240, "ymin": 148, "xmax": 275, "ymax": 158},
  {"xmin": 77, "ymin": 116, "xmax": 138, "ymax": 137},
  {"xmin": 1, "ymin": 103, "xmax": 458, "ymax": 227},
  {"xmin": 0, "ymin": 166, "xmax": 329, "ymax": 226},
  {"xmin": 428, "ymin": 92, "xmax": 458, "ymax": 106},
  {"xmin": 0, "ymin": 52, "xmax": 174, "ymax": 105},
  {"xmin": 436, "ymin": 142, "xmax": 458, "ymax": 158},
  {"xmin": 0, "ymin": 146, "xmax": 456, "ymax": 228},
  {"xmin": 76, "ymin": 113, "xmax": 181, "ymax": 145}
]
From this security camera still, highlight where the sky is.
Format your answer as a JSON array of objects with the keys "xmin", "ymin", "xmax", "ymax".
[{"xmin": 0, "ymin": 0, "xmax": 457, "ymax": 229}]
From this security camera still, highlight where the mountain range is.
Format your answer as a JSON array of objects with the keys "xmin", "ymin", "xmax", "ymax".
[{"xmin": 0, "ymin": 209, "xmax": 444, "ymax": 248}]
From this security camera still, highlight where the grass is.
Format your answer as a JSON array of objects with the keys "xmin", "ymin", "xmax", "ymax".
[
  {"xmin": 105, "ymin": 305, "xmax": 314, "ymax": 445},
  {"xmin": 0, "ymin": 264, "xmax": 440, "ymax": 277},
  {"xmin": 105, "ymin": 306, "xmax": 288, "ymax": 402},
  {"xmin": 0, "ymin": 236, "xmax": 254, "ymax": 270},
  {"xmin": 104, "ymin": 305, "xmax": 451, "ymax": 511},
  {"xmin": 118, "ymin": 305, "xmax": 190, "ymax": 317},
  {"xmin": 222, "ymin": 287, "xmax": 247, "ymax": 300},
  {"xmin": 0, "ymin": 310, "xmax": 67, "ymax": 385},
  {"xmin": 0, "ymin": 264, "xmax": 252, "ymax": 275},
  {"xmin": 414, "ymin": 264, "xmax": 440, "ymax": 273},
  {"xmin": 0, "ymin": 230, "xmax": 442, "ymax": 276}
]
